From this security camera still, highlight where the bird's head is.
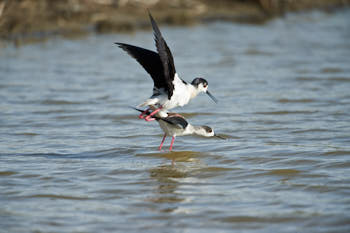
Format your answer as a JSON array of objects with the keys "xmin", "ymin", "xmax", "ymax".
[
  {"xmin": 194, "ymin": 125, "xmax": 215, "ymax": 137},
  {"xmin": 194, "ymin": 125, "xmax": 226, "ymax": 139},
  {"xmin": 191, "ymin": 77, "xmax": 217, "ymax": 103}
]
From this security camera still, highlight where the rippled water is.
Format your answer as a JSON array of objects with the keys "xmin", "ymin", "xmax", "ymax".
[{"xmin": 1, "ymin": 9, "xmax": 350, "ymax": 233}]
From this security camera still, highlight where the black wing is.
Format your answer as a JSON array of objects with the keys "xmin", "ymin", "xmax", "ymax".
[
  {"xmin": 115, "ymin": 43, "xmax": 169, "ymax": 90},
  {"xmin": 148, "ymin": 12, "xmax": 176, "ymax": 99},
  {"xmin": 162, "ymin": 116, "xmax": 188, "ymax": 129}
]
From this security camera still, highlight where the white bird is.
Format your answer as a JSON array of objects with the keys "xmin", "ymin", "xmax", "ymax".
[
  {"xmin": 116, "ymin": 12, "xmax": 217, "ymax": 121},
  {"xmin": 133, "ymin": 108, "xmax": 224, "ymax": 151}
]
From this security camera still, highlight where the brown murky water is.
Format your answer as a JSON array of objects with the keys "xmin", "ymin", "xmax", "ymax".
[{"xmin": 1, "ymin": 9, "xmax": 350, "ymax": 233}]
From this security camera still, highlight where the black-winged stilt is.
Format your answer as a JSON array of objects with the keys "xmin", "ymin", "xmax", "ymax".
[
  {"xmin": 133, "ymin": 108, "xmax": 224, "ymax": 151},
  {"xmin": 116, "ymin": 12, "xmax": 217, "ymax": 121}
]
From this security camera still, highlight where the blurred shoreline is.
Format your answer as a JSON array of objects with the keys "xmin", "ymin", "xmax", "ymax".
[{"xmin": 0, "ymin": 0, "xmax": 349, "ymax": 46}]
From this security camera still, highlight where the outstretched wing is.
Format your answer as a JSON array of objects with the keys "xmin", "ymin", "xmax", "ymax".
[
  {"xmin": 148, "ymin": 12, "xmax": 176, "ymax": 99},
  {"xmin": 115, "ymin": 43, "xmax": 169, "ymax": 90}
]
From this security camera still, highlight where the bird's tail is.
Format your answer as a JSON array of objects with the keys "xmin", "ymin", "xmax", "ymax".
[
  {"xmin": 131, "ymin": 106, "xmax": 148, "ymax": 114},
  {"xmin": 130, "ymin": 106, "xmax": 162, "ymax": 120},
  {"xmin": 130, "ymin": 106, "xmax": 180, "ymax": 126}
]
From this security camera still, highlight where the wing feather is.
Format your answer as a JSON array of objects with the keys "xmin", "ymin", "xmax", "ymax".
[
  {"xmin": 148, "ymin": 12, "xmax": 176, "ymax": 99},
  {"xmin": 162, "ymin": 116, "xmax": 188, "ymax": 129},
  {"xmin": 115, "ymin": 43, "xmax": 168, "ymax": 90}
]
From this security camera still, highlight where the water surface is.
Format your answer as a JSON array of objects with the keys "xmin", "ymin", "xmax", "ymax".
[{"xmin": 1, "ymin": 9, "xmax": 350, "ymax": 233}]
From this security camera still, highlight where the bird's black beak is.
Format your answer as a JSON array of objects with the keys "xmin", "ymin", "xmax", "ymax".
[
  {"xmin": 206, "ymin": 90, "xmax": 218, "ymax": 104},
  {"xmin": 214, "ymin": 134, "xmax": 226, "ymax": 140}
]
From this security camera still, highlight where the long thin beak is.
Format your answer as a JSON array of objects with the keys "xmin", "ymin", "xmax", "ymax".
[
  {"xmin": 215, "ymin": 134, "xmax": 226, "ymax": 140},
  {"xmin": 206, "ymin": 90, "xmax": 218, "ymax": 103}
]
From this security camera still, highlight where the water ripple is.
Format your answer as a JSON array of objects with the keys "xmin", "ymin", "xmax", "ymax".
[{"xmin": 1, "ymin": 9, "xmax": 350, "ymax": 233}]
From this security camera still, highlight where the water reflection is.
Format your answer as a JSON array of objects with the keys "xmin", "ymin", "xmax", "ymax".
[
  {"xmin": 148, "ymin": 165, "xmax": 186, "ymax": 212},
  {"xmin": 137, "ymin": 151, "xmax": 202, "ymax": 164},
  {"xmin": 144, "ymin": 151, "xmax": 202, "ymax": 214}
]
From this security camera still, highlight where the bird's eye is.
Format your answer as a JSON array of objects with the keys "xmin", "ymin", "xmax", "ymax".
[{"xmin": 203, "ymin": 84, "xmax": 207, "ymax": 88}]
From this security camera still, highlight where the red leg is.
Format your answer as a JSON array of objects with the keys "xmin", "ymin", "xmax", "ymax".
[
  {"xmin": 145, "ymin": 106, "xmax": 163, "ymax": 122},
  {"xmin": 138, "ymin": 108, "xmax": 150, "ymax": 119},
  {"xmin": 169, "ymin": 136, "xmax": 175, "ymax": 151},
  {"xmin": 145, "ymin": 116, "xmax": 156, "ymax": 122},
  {"xmin": 158, "ymin": 134, "xmax": 167, "ymax": 151}
]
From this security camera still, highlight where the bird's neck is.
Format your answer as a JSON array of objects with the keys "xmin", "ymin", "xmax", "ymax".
[
  {"xmin": 183, "ymin": 124, "xmax": 196, "ymax": 136},
  {"xmin": 188, "ymin": 84, "xmax": 200, "ymax": 100},
  {"xmin": 191, "ymin": 125, "xmax": 205, "ymax": 136}
]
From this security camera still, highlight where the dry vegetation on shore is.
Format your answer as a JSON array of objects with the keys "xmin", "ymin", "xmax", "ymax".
[{"xmin": 0, "ymin": 0, "xmax": 349, "ymax": 44}]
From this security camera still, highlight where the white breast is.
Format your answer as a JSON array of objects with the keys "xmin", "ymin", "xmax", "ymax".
[{"xmin": 162, "ymin": 73, "xmax": 193, "ymax": 110}]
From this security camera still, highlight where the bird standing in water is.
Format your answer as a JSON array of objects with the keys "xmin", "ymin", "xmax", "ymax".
[{"xmin": 133, "ymin": 108, "xmax": 224, "ymax": 151}]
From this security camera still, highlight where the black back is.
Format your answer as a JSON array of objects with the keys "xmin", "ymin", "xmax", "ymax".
[{"xmin": 163, "ymin": 115, "xmax": 188, "ymax": 129}]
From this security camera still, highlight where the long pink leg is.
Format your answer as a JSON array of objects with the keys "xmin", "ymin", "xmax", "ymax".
[
  {"xmin": 158, "ymin": 134, "xmax": 167, "ymax": 151},
  {"xmin": 145, "ymin": 106, "xmax": 163, "ymax": 122},
  {"xmin": 138, "ymin": 108, "xmax": 150, "ymax": 119},
  {"xmin": 169, "ymin": 136, "xmax": 175, "ymax": 151}
]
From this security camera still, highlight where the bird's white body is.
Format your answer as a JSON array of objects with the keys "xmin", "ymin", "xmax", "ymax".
[
  {"xmin": 140, "ymin": 74, "xmax": 200, "ymax": 111},
  {"xmin": 166, "ymin": 73, "xmax": 196, "ymax": 108},
  {"xmin": 158, "ymin": 120, "xmax": 192, "ymax": 137},
  {"xmin": 139, "ymin": 73, "xmax": 208, "ymax": 117},
  {"xmin": 158, "ymin": 117, "xmax": 214, "ymax": 138},
  {"xmin": 156, "ymin": 113, "xmax": 215, "ymax": 151},
  {"xmin": 132, "ymin": 108, "xmax": 219, "ymax": 151}
]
